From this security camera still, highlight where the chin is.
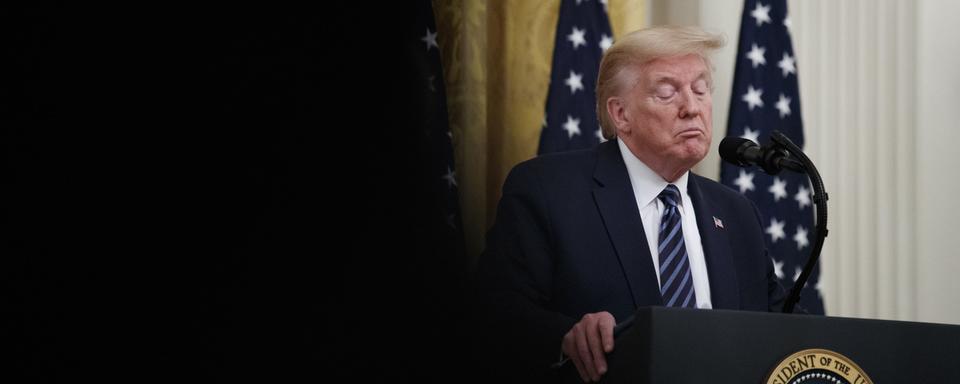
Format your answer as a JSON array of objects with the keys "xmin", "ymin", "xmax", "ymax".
[{"xmin": 677, "ymin": 143, "xmax": 709, "ymax": 162}]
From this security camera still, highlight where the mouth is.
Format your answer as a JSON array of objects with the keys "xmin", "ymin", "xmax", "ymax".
[{"xmin": 677, "ymin": 128, "xmax": 704, "ymax": 138}]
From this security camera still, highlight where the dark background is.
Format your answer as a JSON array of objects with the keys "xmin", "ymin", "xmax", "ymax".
[{"xmin": 3, "ymin": 3, "xmax": 473, "ymax": 382}]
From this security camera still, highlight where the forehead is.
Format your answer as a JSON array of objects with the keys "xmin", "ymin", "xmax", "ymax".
[{"xmin": 639, "ymin": 54, "xmax": 709, "ymax": 83}]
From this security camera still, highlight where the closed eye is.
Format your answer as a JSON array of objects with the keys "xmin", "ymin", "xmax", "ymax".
[
  {"xmin": 655, "ymin": 85, "xmax": 676, "ymax": 99},
  {"xmin": 692, "ymin": 79, "xmax": 709, "ymax": 95}
]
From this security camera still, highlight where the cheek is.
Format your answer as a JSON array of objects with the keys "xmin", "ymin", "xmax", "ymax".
[
  {"xmin": 646, "ymin": 107, "xmax": 677, "ymax": 127},
  {"xmin": 701, "ymin": 99, "xmax": 713, "ymax": 131},
  {"xmin": 633, "ymin": 106, "xmax": 665, "ymax": 129}
]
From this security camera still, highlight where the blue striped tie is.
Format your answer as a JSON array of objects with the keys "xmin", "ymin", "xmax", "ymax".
[{"xmin": 657, "ymin": 185, "xmax": 697, "ymax": 308}]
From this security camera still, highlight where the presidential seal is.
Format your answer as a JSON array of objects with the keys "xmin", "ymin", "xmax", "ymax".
[{"xmin": 765, "ymin": 349, "xmax": 872, "ymax": 384}]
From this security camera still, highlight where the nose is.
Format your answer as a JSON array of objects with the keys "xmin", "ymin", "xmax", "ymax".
[{"xmin": 678, "ymin": 88, "xmax": 703, "ymax": 119}]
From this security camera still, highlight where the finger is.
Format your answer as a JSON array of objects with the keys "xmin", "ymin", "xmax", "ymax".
[
  {"xmin": 587, "ymin": 323, "xmax": 607, "ymax": 376},
  {"xmin": 575, "ymin": 324, "xmax": 599, "ymax": 381},
  {"xmin": 571, "ymin": 350, "xmax": 589, "ymax": 382},
  {"xmin": 564, "ymin": 335, "xmax": 589, "ymax": 383},
  {"xmin": 599, "ymin": 313, "xmax": 616, "ymax": 353}
]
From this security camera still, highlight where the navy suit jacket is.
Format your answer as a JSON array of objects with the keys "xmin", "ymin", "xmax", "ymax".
[{"xmin": 476, "ymin": 140, "xmax": 784, "ymax": 373}]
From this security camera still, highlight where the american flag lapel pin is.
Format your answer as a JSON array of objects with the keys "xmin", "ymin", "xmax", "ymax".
[{"xmin": 713, "ymin": 216, "xmax": 724, "ymax": 229}]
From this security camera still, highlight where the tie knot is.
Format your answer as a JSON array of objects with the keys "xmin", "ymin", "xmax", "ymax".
[{"xmin": 658, "ymin": 184, "xmax": 681, "ymax": 208}]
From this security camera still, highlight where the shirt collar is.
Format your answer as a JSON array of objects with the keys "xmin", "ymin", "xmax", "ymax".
[{"xmin": 617, "ymin": 137, "xmax": 689, "ymax": 208}]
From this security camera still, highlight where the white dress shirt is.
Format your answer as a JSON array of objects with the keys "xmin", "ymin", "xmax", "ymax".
[{"xmin": 617, "ymin": 138, "xmax": 713, "ymax": 309}]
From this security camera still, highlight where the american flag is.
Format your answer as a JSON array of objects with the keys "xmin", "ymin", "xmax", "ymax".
[
  {"xmin": 720, "ymin": 0, "xmax": 825, "ymax": 314},
  {"xmin": 412, "ymin": 0, "xmax": 465, "ymax": 258},
  {"xmin": 538, "ymin": 0, "xmax": 613, "ymax": 154}
]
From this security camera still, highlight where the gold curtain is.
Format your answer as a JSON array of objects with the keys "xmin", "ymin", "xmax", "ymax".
[{"xmin": 433, "ymin": 0, "xmax": 646, "ymax": 267}]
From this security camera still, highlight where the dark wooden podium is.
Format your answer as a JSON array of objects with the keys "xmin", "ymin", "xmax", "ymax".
[{"xmin": 559, "ymin": 307, "xmax": 960, "ymax": 383}]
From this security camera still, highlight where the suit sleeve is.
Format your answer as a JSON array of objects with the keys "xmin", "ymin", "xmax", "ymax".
[{"xmin": 473, "ymin": 162, "xmax": 578, "ymax": 375}]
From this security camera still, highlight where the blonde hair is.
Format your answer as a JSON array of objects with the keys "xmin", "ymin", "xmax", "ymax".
[{"xmin": 596, "ymin": 26, "xmax": 724, "ymax": 139}]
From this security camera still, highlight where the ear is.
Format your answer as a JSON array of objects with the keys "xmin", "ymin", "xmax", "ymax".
[{"xmin": 606, "ymin": 96, "xmax": 631, "ymax": 135}]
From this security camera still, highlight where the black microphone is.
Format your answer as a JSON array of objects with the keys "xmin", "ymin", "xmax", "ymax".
[
  {"xmin": 722, "ymin": 131, "xmax": 829, "ymax": 314},
  {"xmin": 719, "ymin": 137, "xmax": 804, "ymax": 174}
]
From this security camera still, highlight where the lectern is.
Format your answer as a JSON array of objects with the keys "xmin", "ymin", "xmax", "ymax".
[{"xmin": 559, "ymin": 307, "xmax": 960, "ymax": 383}]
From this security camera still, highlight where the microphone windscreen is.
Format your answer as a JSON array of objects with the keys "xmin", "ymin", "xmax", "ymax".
[{"xmin": 719, "ymin": 137, "xmax": 754, "ymax": 166}]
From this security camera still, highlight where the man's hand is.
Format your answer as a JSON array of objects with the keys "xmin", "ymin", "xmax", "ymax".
[{"xmin": 562, "ymin": 311, "xmax": 615, "ymax": 382}]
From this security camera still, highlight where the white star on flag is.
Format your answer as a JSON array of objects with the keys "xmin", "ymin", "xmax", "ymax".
[
  {"xmin": 773, "ymin": 258, "xmax": 785, "ymax": 279},
  {"xmin": 746, "ymin": 43, "xmax": 766, "ymax": 68},
  {"xmin": 751, "ymin": 2, "xmax": 772, "ymax": 27},
  {"xmin": 442, "ymin": 166, "xmax": 457, "ymax": 188},
  {"xmin": 741, "ymin": 127, "xmax": 759, "ymax": 143},
  {"xmin": 793, "ymin": 266, "xmax": 802, "ymax": 282},
  {"xmin": 421, "ymin": 28, "xmax": 439, "ymax": 51},
  {"xmin": 563, "ymin": 115, "xmax": 581, "ymax": 138},
  {"xmin": 769, "ymin": 177, "xmax": 788, "ymax": 201},
  {"xmin": 778, "ymin": 52, "xmax": 796, "ymax": 77},
  {"xmin": 783, "ymin": 15, "xmax": 792, "ymax": 31},
  {"xmin": 742, "ymin": 85, "xmax": 764, "ymax": 110},
  {"xmin": 766, "ymin": 217, "xmax": 786, "ymax": 243},
  {"xmin": 565, "ymin": 70, "xmax": 584, "ymax": 94},
  {"xmin": 599, "ymin": 34, "xmax": 613, "ymax": 51},
  {"xmin": 596, "ymin": 128, "xmax": 606, "ymax": 142},
  {"xmin": 775, "ymin": 93, "xmax": 792, "ymax": 118},
  {"xmin": 733, "ymin": 170, "xmax": 756, "ymax": 193},
  {"xmin": 568, "ymin": 26, "xmax": 587, "ymax": 49},
  {"xmin": 794, "ymin": 225, "xmax": 809, "ymax": 250},
  {"xmin": 795, "ymin": 184, "xmax": 811, "ymax": 209}
]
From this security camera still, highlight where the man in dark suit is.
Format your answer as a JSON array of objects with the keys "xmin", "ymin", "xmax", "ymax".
[{"xmin": 475, "ymin": 26, "xmax": 785, "ymax": 382}]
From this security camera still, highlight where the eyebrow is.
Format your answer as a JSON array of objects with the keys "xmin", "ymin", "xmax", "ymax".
[{"xmin": 649, "ymin": 72, "xmax": 710, "ymax": 84}]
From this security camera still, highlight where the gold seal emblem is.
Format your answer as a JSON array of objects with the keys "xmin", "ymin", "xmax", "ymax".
[{"xmin": 765, "ymin": 349, "xmax": 872, "ymax": 384}]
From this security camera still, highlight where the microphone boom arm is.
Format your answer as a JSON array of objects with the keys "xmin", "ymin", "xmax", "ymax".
[{"xmin": 769, "ymin": 131, "xmax": 828, "ymax": 314}]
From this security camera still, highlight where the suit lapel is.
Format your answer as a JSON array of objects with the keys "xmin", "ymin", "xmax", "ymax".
[
  {"xmin": 687, "ymin": 174, "xmax": 740, "ymax": 309},
  {"xmin": 592, "ymin": 141, "xmax": 663, "ymax": 309}
]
